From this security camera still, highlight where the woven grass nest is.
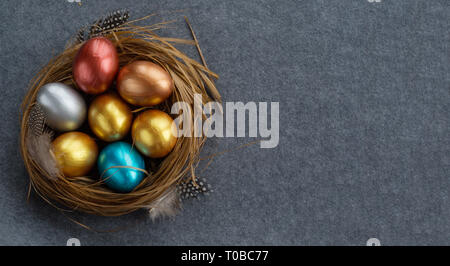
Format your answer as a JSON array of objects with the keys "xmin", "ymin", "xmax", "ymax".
[{"xmin": 19, "ymin": 13, "xmax": 220, "ymax": 218}]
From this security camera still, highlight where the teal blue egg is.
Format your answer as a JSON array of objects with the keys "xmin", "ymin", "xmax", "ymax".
[{"xmin": 97, "ymin": 142, "xmax": 146, "ymax": 193}]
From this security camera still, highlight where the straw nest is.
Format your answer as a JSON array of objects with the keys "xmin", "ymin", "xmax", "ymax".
[{"xmin": 19, "ymin": 14, "xmax": 220, "ymax": 217}]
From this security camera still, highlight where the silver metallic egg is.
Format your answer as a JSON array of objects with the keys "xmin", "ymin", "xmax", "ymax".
[{"xmin": 36, "ymin": 82, "xmax": 87, "ymax": 131}]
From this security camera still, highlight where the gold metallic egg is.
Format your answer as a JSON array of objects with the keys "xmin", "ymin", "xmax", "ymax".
[
  {"xmin": 131, "ymin": 110, "xmax": 177, "ymax": 158},
  {"xmin": 116, "ymin": 60, "xmax": 174, "ymax": 106},
  {"xmin": 51, "ymin": 132, "xmax": 98, "ymax": 177},
  {"xmin": 88, "ymin": 93, "xmax": 132, "ymax": 142}
]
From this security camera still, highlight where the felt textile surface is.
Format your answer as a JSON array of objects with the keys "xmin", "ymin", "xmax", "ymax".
[{"xmin": 0, "ymin": 0, "xmax": 448, "ymax": 245}]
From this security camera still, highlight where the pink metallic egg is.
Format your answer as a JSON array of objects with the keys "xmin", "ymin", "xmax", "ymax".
[{"xmin": 73, "ymin": 37, "xmax": 119, "ymax": 94}]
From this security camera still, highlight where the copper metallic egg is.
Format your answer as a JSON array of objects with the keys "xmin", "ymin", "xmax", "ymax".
[
  {"xmin": 88, "ymin": 93, "xmax": 132, "ymax": 142},
  {"xmin": 131, "ymin": 110, "xmax": 177, "ymax": 158},
  {"xmin": 116, "ymin": 60, "xmax": 174, "ymax": 106},
  {"xmin": 73, "ymin": 37, "xmax": 119, "ymax": 94},
  {"xmin": 51, "ymin": 132, "xmax": 98, "ymax": 177}
]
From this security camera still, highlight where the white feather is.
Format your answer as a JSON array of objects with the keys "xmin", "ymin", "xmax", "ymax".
[
  {"xmin": 146, "ymin": 186, "xmax": 181, "ymax": 221},
  {"xmin": 26, "ymin": 130, "xmax": 60, "ymax": 180}
]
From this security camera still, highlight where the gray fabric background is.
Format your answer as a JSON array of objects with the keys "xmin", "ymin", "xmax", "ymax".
[{"xmin": 0, "ymin": 0, "xmax": 449, "ymax": 245}]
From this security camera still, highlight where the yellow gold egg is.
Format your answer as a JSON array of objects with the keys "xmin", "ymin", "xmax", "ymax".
[
  {"xmin": 88, "ymin": 93, "xmax": 132, "ymax": 142},
  {"xmin": 51, "ymin": 132, "xmax": 98, "ymax": 177},
  {"xmin": 131, "ymin": 110, "xmax": 177, "ymax": 158}
]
